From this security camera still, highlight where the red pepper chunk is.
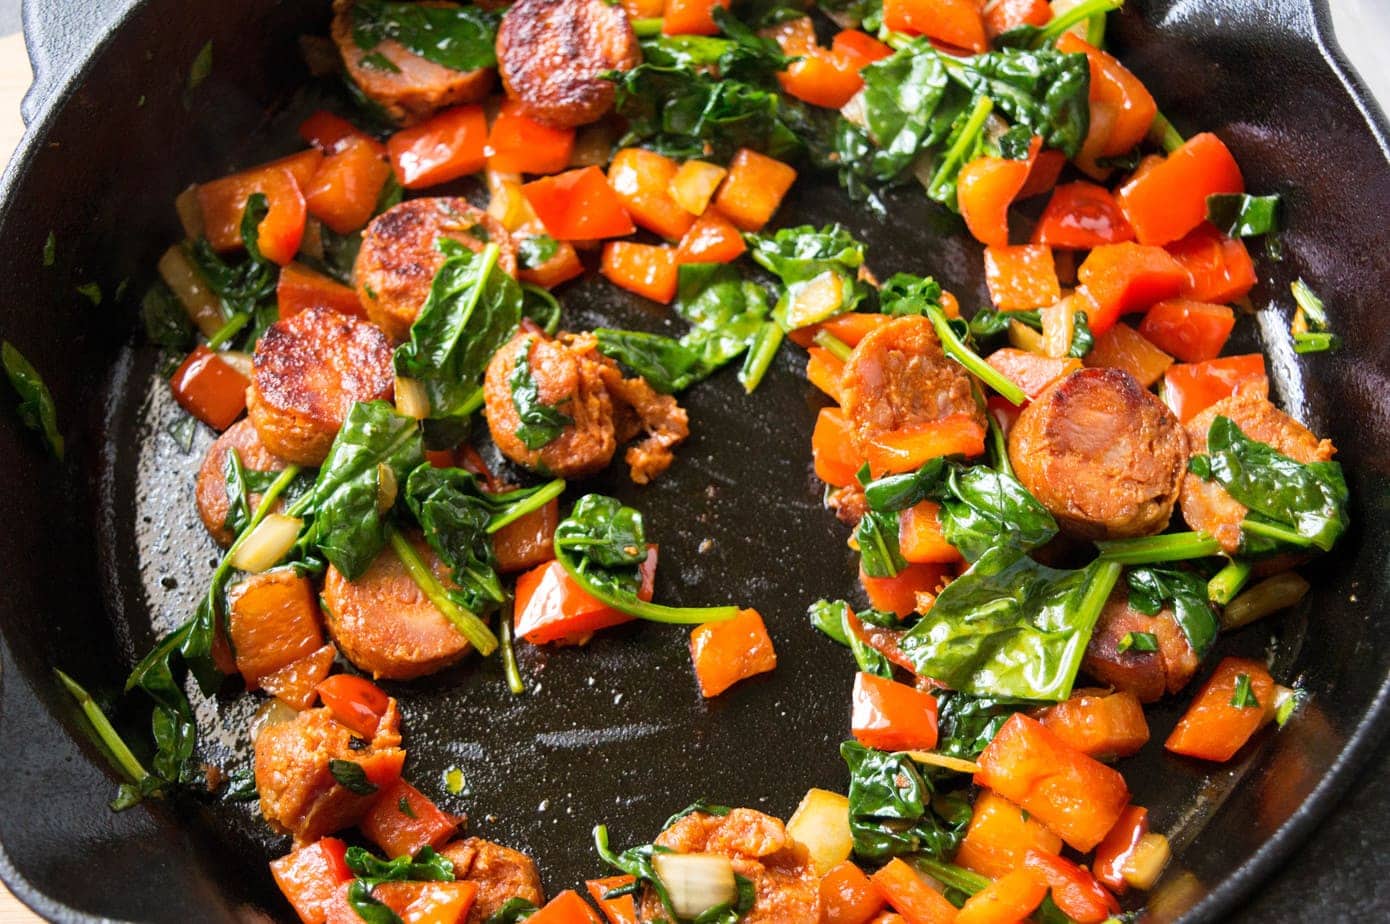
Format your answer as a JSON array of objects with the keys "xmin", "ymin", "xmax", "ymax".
[
  {"xmin": 514, "ymin": 548, "xmax": 657, "ymax": 645},
  {"xmin": 956, "ymin": 869, "xmax": 1048, "ymax": 924},
  {"xmin": 1138, "ymin": 298, "xmax": 1236, "ymax": 363},
  {"xmin": 528, "ymin": 890, "xmax": 605, "ymax": 924},
  {"xmin": 197, "ymin": 152, "xmax": 319, "ymax": 265},
  {"xmin": 1165, "ymin": 656, "xmax": 1276, "ymax": 761},
  {"xmin": 1075, "ymin": 242, "xmax": 1189, "ymax": 334},
  {"xmin": 859, "ymin": 562, "xmax": 953, "ymax": 619},
  {"xmin": 883, "ymin": 0, "xmax": 988, "ymax": 53},
  {"xmin": 675, "ymin": 210, "xmax": 748, "ymax": 264},
  {"xmin": 316, "ymin": 674, "xmax": 390, "ymax": 739},
  {"xmin": 975, "ymin": 714, "xmax": 1130, "ymax": 852},
  {"xmin": 1037, "ymin": 689, "xmax": 1150, "ymax": 760},
  {"xmin": 812, "ymin": 407, "xmax": 860, "ymax": 488},
  {"xmin": 1022, "ymin": 851, "xmax": 1120, "ymax": 924},
  {"xmin": 299, "ymin": 110, "xmax": 384, "ymax": 157},
  {"xmin": 871, "ymin": 858, "xmax": 958, "ymax": 924},
  {"xmin": 1117, "ymin": 132, "xmax": 1245, "ymax": 245},
  {"xmin": 387, "ymin": 104, "xmax": 488, "ymax": 189},
  {"xmin": 1092, "ymin": 805, "xmax": 1149, "ymax": 893},
  {"xmin": 663, "ymin": 0, "xmax": 731, "ymax": 36},
  {"xmin": 305, "ymin": 137, "xmax": 393, "ymax": 235},
  {"xmin": 359, "ymin": 780, "xmax": 461, "ymax": 860},
  {"xmin": 487, "ymin": 100, "xmax": 575, "ymax": 175},
  {"xmin": 170, "ymin": 345, "xmax": 250, "ymax": 431},
  {"xmin": 1165, "ymin": 223, "xmax": 1257, "ymax": 304},
  {"xmin": 851, "ymin": 672, "xmax": 939, "ymax": 752},
  {"xmin": 958, "ymin": 145, "xmax": 1038, "ymax": 247},
  {"xmin": 689, "ymin": 608, "xmax": 777, "ymax": 698},
  {"xmin": 277, "ymin": 262, "xmax": 366, "ymax": 320},
  {"xmin": 270, "ymin": 837, "xmax": 353, "ymax": 924},
  {"xmin": 585, "ymin": 875, "xmax": 638, "ymax": 924},
  {"xmin": 1161, "ymin": 353, "xmax": 1268, "ymax": 423},
  {"xmin": 1032, "ymin": 182, "xmax": 1135, "ymax": 249},
  {"xmin": 820, "ymin": 860, "xmax": 885, "ymax": 924},
  {"xmin": 524, "ymin": 167, "xmax": 636, "ymax": 241},
  {"xmin": 983, "ymin": 244, "xmax": 1061, "ymax": 311}
]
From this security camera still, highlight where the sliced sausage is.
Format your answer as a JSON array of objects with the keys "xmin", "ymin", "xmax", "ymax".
[
  {"xmin": 839, "ymin": 314, "xmax": 986, "ymax": 459},
  {"xmin": 496, "ymin": 0, "xmax": 641, "ymax": 128},
  {"xmin": 1181, "ymin": 395, "xmax": 1336, "ymax": 554},
  {"xmin": 227, "ymin": 569, "xmax": 325, "ymax": 688},
  {"xmin": 195, "ymin": 418, "xmax": 289, "ymax": 547},
  {"xmin": 254, "ymin": 700, "xmax": 405, "ymax": 844},
  {"xmin": 322, "ymin": 531, "xmax": 472, "ymax": 680},
  {"xmin": 355, "ymin": 198, "xmax": 515, "ymax": 343},
  {"xmin": 1082, "ymin": 587, "xmax": 1200, "ymax": 703},
  {"xmin": 439, "ymin": 838, "xmax": 545, "ymax": 923},
  {"xmin": 483, "ymin": 330, "xmax": 689, "ymax": 482},
  {"xmin": 247, "ymin": 306, "xmax": 395, "ymax": 466},
  {"xmin": 331, "ymin": 0, "xmax": 495, "ymax": 126},
  {"xmin": 1009, "ymin": 367, "xmax": 1188, "ymax": 539},
  {"xmin": 640, "ymin": 809, "xmax": 821, "ymax": 924}
]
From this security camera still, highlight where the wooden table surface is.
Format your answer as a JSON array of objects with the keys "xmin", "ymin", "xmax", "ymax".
[{"xmin": 1, "ymin": 32, "xmax": 54, "ymax": 924}]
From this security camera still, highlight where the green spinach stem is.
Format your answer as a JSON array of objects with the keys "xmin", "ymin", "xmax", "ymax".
[
  {"xmin": 486, "ymin": 478, "xmax": 566, "ymax": 534},
  {"xmin": 813, "ymin": 329, "xmax": 853, "ymax": 362},
  {"xmin": 554, "ymin": 543, "xmax": 739, "ymax": 625},
  {"xmin": 1208, "ymin": 558, "xmax": 1253, "ymax": 605},
  {"xmin": 1149, "ymin": 111, "xmax": 1185, "ymax": 153},
  {"xmin": 912, "ymin": 856, "xmax": 989, "ymax": 895},
  {"xmin": 388, "ymin": 524, "xmax": 499, "ymax": 655},
  {"xmin": 55, "ymin": 668, "xmax": 151, "ymax": 785},
  {"xmin": 926, "ymin": 305, "xmax": 1027, "ymax": 406},
  {"xmin": 499, "ymin": 604, "xmax": 525, "ymax": 695},
  {"xmin": 1095, "ymin": 531, "xmax": 1220, "ymax": 564},
  {"xmin": 1035, "ymin": 0, "xmax": 1123, "ymax": 47},
  {"xmin": 739, "ymin": 321, "xmax": 784, "ymax": 394}
]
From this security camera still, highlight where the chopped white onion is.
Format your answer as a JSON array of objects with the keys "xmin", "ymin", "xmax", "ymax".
[
  {"xmin": 174, "ymin": 185, "xmax": 204, "ymax": 241},
  {"xmin": 229, "ymin": 514, "xmax": 303, "ymax": 574},
  {"xmin": 395, "ymin": 376, "xmax": 430, "ymax": 419},
  {"xmin": 376, "ymin": 463, "xmax": 398, "ymax": 514},
  {"xmin": 787, "ymin": 789, "xmax": 852, "ymax": 875},
  {"xmin": 158, "ymin": 245, "xmax": 224, "ymax": 338},
  {"xmin": 651, "ymin": 853, "xmax": 736, "ymax": 919},
  {"xmin": 1123, "ymin": 832, "xmax": 1171, "ymax": 890},
  {"xmin": 217, "ymin": 350, "xmax": 253, "ymax": 378}
]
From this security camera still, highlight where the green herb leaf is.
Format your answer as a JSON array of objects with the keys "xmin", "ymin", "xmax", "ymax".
[
  {"xmin": 1, "ymin": 341, "xmax": 64, "ymax": 459},
  {"xmin": 747, "ymin": 224, "xmax": 871, "ymax": 331},
  {"xmin": 141, "ymin": 282, "xmax": 196, "ymax": 352},
  {"xmin": 1230, "ymin": 673, "xmax": 1259, "ymax": 709},
  {"xmin": 508, "ymin": 338, "xmax": 573, "ymax": 450},
  {"xmin": 1115, "ymin": 631, "xmax": 1159, "ymax": 654},
  {"xmin": 393, "ymin": 240, "xmax": 523, "ymax": 420},
  {"xmin": 348, "ymin": 881, "xmax": 405, "ymax": 924},
  {"xmin": 899, "ymin": 546, "xmax": 1121, "ymax": 701},
  {"xmin": 934, "ymin": 691, "xmax": 1034, "ymax": 760},
  {"xmin": 329, "ymin": 759, "xmax": 379, "ymax": 795},
  {"xmin": 1191, "ymin": 415, "xmax": 1349, "ymax": 553},
  {"xmin": 351, "ymin": 0, "xmax": 500, "ymax": 73},
  {"xmin": 878, "ymin": 273, "xmax": 945, "ymax": 317}
]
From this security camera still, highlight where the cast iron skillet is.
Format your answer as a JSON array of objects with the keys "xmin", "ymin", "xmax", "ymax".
[{"xmin": 1, "ymin": 0, "xmax": 1387, "ymax": 920}]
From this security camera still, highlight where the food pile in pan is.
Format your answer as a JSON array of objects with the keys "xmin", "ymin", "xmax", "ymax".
[{"xmin": 9, "ymin": 0, "xmax": 1347, "ymax": 921}]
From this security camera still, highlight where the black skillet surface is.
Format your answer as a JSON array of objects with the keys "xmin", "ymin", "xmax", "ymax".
[{"xmin": 0, "ymin": 0, "xmax": 1388, "ymax": 921}]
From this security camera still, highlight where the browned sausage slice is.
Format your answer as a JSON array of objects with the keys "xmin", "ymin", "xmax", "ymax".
[
  {"xmin": 331, "ymin": 0, "xmax": 495, "ymax": 126},
  {"xmin": 321, "ymin": 531, "xmax": 472, "ymax": 680},
  {"xmin": 640, "ymin": 809, "xmax": 821, "ymax": 923},
  {"xmin": 355, "ymin": 198, "xmax": 515, "ymax": 343},
  {"xmin": 1082, "ymin": 586, "xmax": 1200, "ymax": 702},
  {"xmin": 1181, "ymin": 395, "xmax": 1336, "ymax": 554},
  {"xmin": 254, "ymin": 700, "xmax": 405, "ymax": 844},
  {"xmin": 247, "ymin": 306, "xmax": 395, "ymax": 466},
  {"xmin": 196, "ymin": 418, "xmax": 290, "ymax": 547},
  {"xmin": 604, "ymin": 364, "xmax": 690, "ymax": 485},
  {"xmin": 496, "ymin": 0, "xmax": 641, "ymax": 128},
  {"xmin": 839, "ymin": 314, "xmax": 986, "ymax": 461},
  {"xmin": 438, "ymin": 838, "xmax": 545, "ymax": 923},
  {"xmin": 1009, "ymin": 367, "xmax": 1188, "ymax": 539}
]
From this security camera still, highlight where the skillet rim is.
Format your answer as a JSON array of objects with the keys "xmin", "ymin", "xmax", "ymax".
[{"xmin": 0, "ymin": 1, "xmax": 1388, "ymax": 921}]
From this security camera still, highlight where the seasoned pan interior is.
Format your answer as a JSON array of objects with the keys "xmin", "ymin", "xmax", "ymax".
[{"xmin": 0, "ymin": 1, "xmax": 1388, "ymax": 921}]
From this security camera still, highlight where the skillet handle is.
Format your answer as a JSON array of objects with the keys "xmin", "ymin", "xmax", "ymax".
[{"xmin": 19, "ymin": 0, "xmax": 127, "ymax": 125}]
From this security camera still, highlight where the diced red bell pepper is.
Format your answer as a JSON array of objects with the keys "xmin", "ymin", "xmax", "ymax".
[
  {"xmin": 528, "ymin": 890, "xmax": 605, "ymax": 924},
  {"xmin": 270, "ymin": 837, "xmax": 352, "ymax": 924},
  {"xmin": 305, "ymin": 137, "xmax": 393, "ymax": 235},
  {"xmin": 514, "ymin": 549, "xmax": 656, "ymax": 645},
  {"xmin": 663, "ymin": 0, "xmax": 730, "ymax": 36},
  {"xmin": 170, "ymin": 345, "xmax": 249, "ymax": 431},
  {"xmin": 958, "ymin": 147, "xmax": 1037, "ymax": 247},
  {"xmin": 492, "ymin": 497, "xmax": 560, "ymax": 574},
  {"xmin": 984, "ymin": 244, "xmax": 1060, "ymax": 311},
  {"xmin": 601, "ymin": 242, "xmax": 679, "ymax": 304},
  {"xmin": 956, "ymin": 869, "xmax": 1048, "ymax": 924},
  {"xmin": 713, "ymin": 149, "xmax": 797, "ymax": 231},
  {"xmin": 387, "ymin": 104, "xmax": 488, "ymax": 189},
  {"xmin": 607, "ymin": 148, "xmax": 695, "ymax": 241},
  {"xmin": 197, "ymin": 151, "xmax": 320, "ymax": 264},
  {"xmin": 1032, "ymin": 181, "xmax": 1135, "ymax": 249},
  {"xmin": 1075, "ymin": 242, "xmax": 1189, "ymax": 334},
  {"xmin": 863, "ymin": 414, "xmax": 987, "ymax": 476},
  {"xmin": 1137, "ymin": 298, "xmax": 1236, "ymax": 363},
  {"xmin": 851, "ymin": 672, "xmax": 939, "ymax": 751},
  {"xmin": 1165, "ymin": 656, "xmax": 1276, "ymax": 761},
  {"xmin": 831, "ymin": 30, "xmax": 895, "ymax": 70},
  {"xmin": 675, "ymin": 210, "xmax": 748, "ymax": 265},
  {"xmin": 1116, "ymin": 132, "xmax": 1245, "ymax": 245},
  {"xmin": 788, "ymin": 313, "xmax": 891, "ymax": 350},
  {"xmin": 1092, "ymin": 805, "xmax": 1149, "ymax": 893},
  {"xmin": 955, "ymin": 789, "xmax": 1063, "ymax": 880},
  {"xmin": 278, "ymin": 262, "xmax": 366, "ymax": 320},
  {"xmin": 859, "ymin": 562, "xmax": 953, "ymax": 618},
  {"xmin": 360, "ymin": 780, "xmax": 461, "ymax": 860},
  {"xmin": 1161, "ymin": 353, "xmax": 1268, "ymax": 423},
  {"xmin": 585, "ymin": 876, "xmax": 637, "ymax": 924},
  {"xmin": 871, "ymin": 858, "xmax": 958, "ymax": 924},
  {"xmin": 984, "ymin": 0, "xmax": 1052, "ymax": 38},
  {"xmin": 690, "ymin": 608, "xmax": 778, "ymax": 698},
  {"xmin": 884, "ymin": 0, "xmax": 988, "ymax": 53},
  {"xmin": 898, "ymin": 500, "xmax": 961, "ymax": 565},
  {"xmin": 299, "ymin": 110, "xmax": 385, "ymax": 157},
  {"xmin": 316, "ymin": 674, "xmax": 390, "ymax": 739},
  {"xmin": 524, "ymin": 166, "xmax": 636, "ymax": 241},
  {"xmin": 1083, "ymin": 322, "xmax": 1173, "ymax": 389},
  {"xmin": 975, "ymin": 714, "xmax": 1130, "ymax": 852},
  {"xmin": 518, "ymin": 236, "xmax": 585, "ymax": 289},
  {"xmin": 813, "ymin": 407, "xmax": 860, "ymax": 487},
  {"xmin": 987, "ymin": 348, "xmax": 1082, "ymax": 400},
  {"xmin": 805, "ymin": 347, "xmax": 845, "ymax": 403},
  {"xmin": 1037, "ymin": 689, "xmax": 1150, "ymax": 760},
  {"xmin": 487, "ymin": 99, "xmax": 575, "ymax": 175},
  {"xmin": 1056, "ymin": 33, "xmax": 1157, "ymax": 176},
  {"xmin": 820, "ymin": 860, "xmax": 885, "ymax": 924},
  {"xmin": 1165, "ymin": 222, "xmax": 1258, "ymax": 305},
  {"xmin": 1022, "ymin": 851, "xmax": 1120, "ymax": 924},
  {"xmin": 359, "ymin": 881, "xmax": 478, "ymax": 924},
  {"xmin": 780, "ymin": 48, "xmax": 865, "ymax": 109}
]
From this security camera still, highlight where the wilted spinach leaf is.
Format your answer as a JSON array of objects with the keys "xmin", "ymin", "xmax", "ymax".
[
  {"xmin": 640, "ymin": 7, "xmax": 788, "ymax": 85},
  {"xmin": 345, "ymin": 846, "xmax": 454, "ymax": 882},
  {"xmin": 484, "ymin": 899, "xmax": 540, "ymax": 924},
  {"xmin": 841, "ymin": 741, "xmax": 968, "ymax": 860},
  {"xmin": 1126, "ymin": 567, "xmax": 1219, "ymax": 657},
  {"xmin": 508, "ymin": 337, "xmax": 572, "ymax": 450},
  {"xmin": 878, "ymin": 272, "xmax": 945, "ymax": 317},
  {"xmin": 1, "ymin": 341, "xmax": 63, "ymax": 459},
  {"xmin": 351, "ymin": 0, "xmax": 499, "ymax": 73},
  {"xmin": 808, "ymin": 599, "xmax": 893, "ymax": 678},
  {"xmin": 747, "ymin": 224, "xmax": 871, "ymax": 330},
  {"xmin": 934, "ymin": 691, "xmax": 1034, "ymax": 760},
  {"xmin": 946, "ymin": 48, "xmax": 1091, "ymax": 159},
  {"xmin": 1206, "ymin": 193, "xmax": 1281, "ymax": 238}
]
